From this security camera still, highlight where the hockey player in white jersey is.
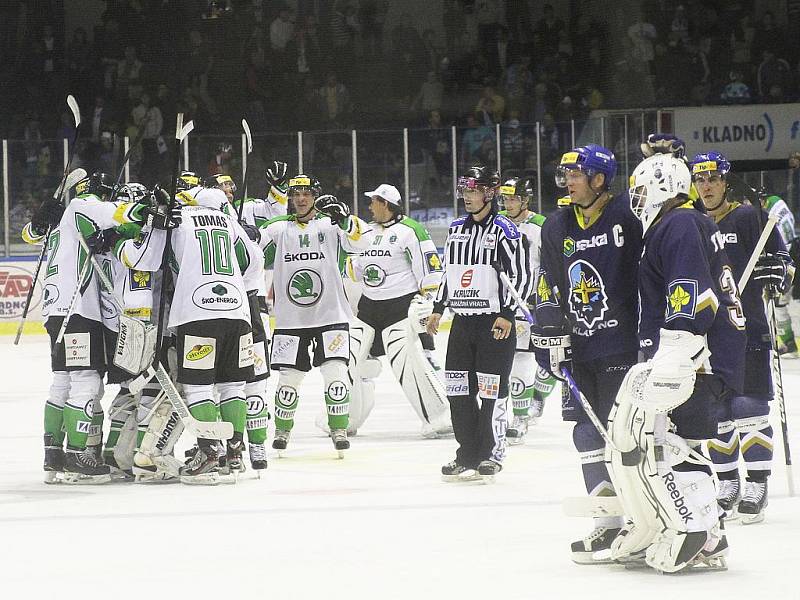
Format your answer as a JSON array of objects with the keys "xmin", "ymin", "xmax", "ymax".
[
  {"xmin": 498, "ymin": 177, "xmax": 556, "ymax": 444},
  {"xmin": 763, "ymin": 194, "xmax": 800, "ymax": 356},
  {"xmin": 116, "ymin": 185, "xmax": 256, "ymax": 484},
  {"xmin": 339, "ymin": 183, "xmax": 451, "ymax": 438},
  {"xmin": 21, "ymin": 172, "xmax": 162, "ymax": 483},
  {"xmin": 257, "ymin": 174, "xmax": 371, "ymax": 455}
]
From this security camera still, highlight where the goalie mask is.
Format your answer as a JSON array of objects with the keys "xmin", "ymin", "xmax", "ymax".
[
  {"xmin": 117, "ymin": 182, "xmax": 150, "ymax": 204},
  {"xmin": 629, "ymin": 154, "xmax": 691, "ymax": 234}
]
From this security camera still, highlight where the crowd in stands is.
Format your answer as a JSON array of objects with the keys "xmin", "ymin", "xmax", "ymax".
[{"xmin": 1, "ymin": 0, "xmax": 799, "ymax": 223}]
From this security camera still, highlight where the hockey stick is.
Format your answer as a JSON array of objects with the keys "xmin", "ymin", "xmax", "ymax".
[
  {"xmin": 14, "ymin": 95, "xmax": 82, "ymax": 345},
  {"xmin": 236, "ymin": 118, "xmax": 253, "ymax": 222},
  {"xmin": 738, "ymin": 214, "xmax": 779, "ymax": 292}
]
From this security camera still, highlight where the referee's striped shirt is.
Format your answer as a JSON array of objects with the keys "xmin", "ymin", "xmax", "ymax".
[{"xmin": 433, "ymin": 209, "xmax": 532, "ymax": 319}]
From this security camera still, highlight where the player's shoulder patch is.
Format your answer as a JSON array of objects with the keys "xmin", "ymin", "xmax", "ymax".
[
  {"xmin": 400, "ymin": 217, "xmax": 431, "ymax": 242},
  {"xmin": 665, "ymin": 279, "xmax": 698, "ymax": 321},
  {"xmin": 494, "ymin": 214, "xmax": 520, "ymax": 240},
  {"xmin": 528, "ymin": 213, "xmax": 546, "ymax": 227},
  {"xmin": 450, "ymin": 216, "xmax": 467, "ymax": 227}
]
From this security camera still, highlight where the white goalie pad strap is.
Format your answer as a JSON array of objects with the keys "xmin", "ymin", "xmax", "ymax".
[
  {"xmin": 407, "ymin": 294, "xmax": 434, "ymax": 334},
  {"xmin": 383, "ymin": 318, "xmax": 449, "ymax": 423},
  {"xmin": 636, "ymin": 329, "xmax": 708, "ymax": 414},
  {"xmin": 348, "ymin": 319, "xmax": 377, "ymax": 430},
  {"xmin": 114, "ymin": 315, "xmax": 158, "ymax": 375},
  {"xmin": 735, "ymin": 414, "xmax": 771, "ymax": 432}
]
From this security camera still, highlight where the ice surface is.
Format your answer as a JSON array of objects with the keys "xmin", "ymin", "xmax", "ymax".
[{"xmin": 1, "ymin": 335, "xmax": 799, "ymax": 599}]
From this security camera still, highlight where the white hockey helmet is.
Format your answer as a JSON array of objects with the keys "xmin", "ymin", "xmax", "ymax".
[{"xmin": 628, "ymin": 154, "xmax": 691, "ymax": 233}]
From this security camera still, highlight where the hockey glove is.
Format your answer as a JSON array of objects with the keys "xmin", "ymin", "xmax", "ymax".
[
  {"xmin": 531, "ymin": 324, "xmax": 572, "ymax": 380},
  {"xmin": 240, "ymin": 221, "xmax": 261, "ymax": 243},
  {"xmin": 265, "ymin": 161, "xmax": 289, "ymax": 189},
  {"xmin": 640, "ymin": 134, "xmax": 686, "ymax": 160},
  {"xmin": 315, "ymin": 194, "xmax": 351, "ymax": 228},
  {"xmin": 753, "ymin": 252, "xmax": 792, "ymax": 297},
  {"xmin": 408, "ymin": 293, "xmax": 434, "ymax": 334},
  {"xmin": 31, "ymin": 199, "xmax": 65, "ymax": 235},
  {"xmin": 85, "ymin": 228, "xmax": 119, "ymax": 254},
  {"xmin": 143, "ymin": 203, "xmax": 181, "ymax": 230}
]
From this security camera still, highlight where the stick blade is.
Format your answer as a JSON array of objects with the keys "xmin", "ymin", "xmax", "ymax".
[
  {"xmin": 66, "ymin": 94, "xmax": 80, "ymax": 127},
  {"xmin": 241, "ymin": 119, "xmax": 253, "ymax": 152},
  {"xmin": 178, "ymin": 120, "xmax": 194, "ymax": 142}
]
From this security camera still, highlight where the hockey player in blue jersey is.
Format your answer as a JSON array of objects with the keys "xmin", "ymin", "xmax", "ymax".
[
  {"xmin": 532, "ymin": 144, "xmax": 643, "ymax": 563},
  {"xmin": 607, "ymin": 153, "xmax": 746, "ymax": 573},
  {"xmin": 692, "ymin": 151, "xmax": 793, "ymax": 524}
]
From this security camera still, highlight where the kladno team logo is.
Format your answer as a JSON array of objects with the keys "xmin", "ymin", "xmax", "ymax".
[{"xmin": 567, "ymin": 260, "xmax": 608, "ymax": 328}]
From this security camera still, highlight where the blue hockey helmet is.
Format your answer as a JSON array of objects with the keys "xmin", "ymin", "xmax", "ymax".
[
  {"xmin": 555, "ymin": 144, "xmax": 616, "ymax": 190},
  {"xmin": 691, "ymin": 151, "xmax": 731, "ymax": 178}
]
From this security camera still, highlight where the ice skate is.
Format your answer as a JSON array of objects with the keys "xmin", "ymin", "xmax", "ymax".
[
  {"xmin": 530, "ymin": 396, "xmax": 545, "ymax": 421},
  {"xmin": 272, "ymin": 429, "xmax": 291, "ymax": 457},
  {"xmin": 221, "ymin": 440, "xmax": 246, "ymax": 479},
  {"xmin": 331, "ymin": 428, "xmax": 349, "ymax": 458},
  {"xmin": 570, "ymin": 526, "xmax": 621, "ymax": 565},
  {"xmin": 420, "ymin": 411, "xmax": 453, "ymax": 439},
  {"xmin": 43, "ymin": 434, "xmax": 65, "ymax": 484},
  {"xmin": 477, "ymin": 459, "xmax": 502, "ymax": 483},
  {"xmin": 716, "ymin": 476, "xmax": 741, "ymax": 519},
  {"xmin": 691, "ymin": 521, "xmax": 729, "ymax": 571},
  {"xmin": 506, "ymin": 416, "xmax": 529, "ymax": 445},
  {"xmin": 738, "ymin": 479, "xmax": 768, "ymax": 524},
  {"xmin": 102, "ymin": 451, "xmax": 134, "ymax": 482},
  {"xmin": 132, "ymin": 451, "xmax": 179, "ymax": 483},
  {"xmin": 63, "ymin": 447, "xmax": 112, "ymax": 484},
  {"xmin": 441, "ymin": 460, "xmax": 481, "ymax": 483},
  {"xmin": 179, "ymin": 445, "xmax": 220, "ymax": 485},
  {"xmin": 249, "ymin": 442, "xmax": 268, "ymax": 477}
]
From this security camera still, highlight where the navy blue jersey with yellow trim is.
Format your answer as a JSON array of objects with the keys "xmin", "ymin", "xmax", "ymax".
[
  {"xmin": 715, "ymin": 202, "xmax": 788, "ymax": 348},
  {"xmin": 534, "ymin": 194, "xmax": 642, "ymax": 362},
  {"xmin": 639, "ymin": 204, "xmax": 746, "ymax": 394}
]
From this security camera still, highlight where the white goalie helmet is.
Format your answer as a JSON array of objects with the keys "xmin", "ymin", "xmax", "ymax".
[{"xmin": 628, "ymin": 154, "xmax": 691, "ymax": 233}]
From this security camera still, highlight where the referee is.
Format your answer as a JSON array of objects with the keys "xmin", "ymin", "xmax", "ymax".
[{"xmin": 427, "ymin": 165, "xmax": 532, "ymax": 480}]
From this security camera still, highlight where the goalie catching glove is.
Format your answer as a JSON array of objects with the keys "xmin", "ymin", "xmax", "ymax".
[
  {"xmin": 315, "ymin": 194, "xmax": 350, "ymax": 228},
  {"xmin": 633, "ymin": 328, "xmax": 709, "ymax": 414}
]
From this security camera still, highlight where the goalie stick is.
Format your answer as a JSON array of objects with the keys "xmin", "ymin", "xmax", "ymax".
[{"xmin": 14, "ymin": 95, "xmax": 82, "ymax": 345}]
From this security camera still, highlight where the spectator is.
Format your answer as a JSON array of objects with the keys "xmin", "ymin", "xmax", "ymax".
[
  {"xmin": 270, "ymin": 7, "xmax": 295, "ymax": 51},
  {"xmin": 360, "ymin": 0, "xmax": 386, "ymax": 58},
  {"xmin": 757, "ymin": 50, "xmax": 792, "ymax": 101},
  {"xmin": 89, "ymin": 95, "xmax": 113, "ymax": 146},
  {"xmin": 318, "ymin": 73, "xmax": 351, "ymax": 127},
  {"xmin": 502, "ymin": 54, "xmax": 534, "ymax": 116},
  {"xmin": 536, "ymin": 4, "xmax": 564, "ymax": 58},
  {"xmin": 475, "ymin": 84, "xmax": 506, "ymax": 123},
  {"xmin": 501, "ymin": 113, "xmax": 525, "ymax": 171},
  {"xmin": 720, "ymin": 71, "xmax": 752, "ymax": 104},
  {"xmin": 208, "ymin": 142, "xmax": 233, "ymax": 176},
  {"xmin": 133, "ymin": 92, "xmax": 164, "ymax": 186},
  {"xmin": 627, "ymin": 16, "xmax": 657, "ymax": 66},
  {"xmin": 287, "ymin": 15, "xmax": 322, "ymax": 77},
  {"xmin": 116, "ymin": 45, "xmax": 143, "ymax": 101},
  {"xmin": 730, "ymin": 14, "xmax": 756, "ymax": 70},
  {"xmin": 23, "ymin": 115, "xmax": 42, "ymax": 178},
  {"xmin": 421, "ymin": 29, "xmax": 445, "ymax": 73},
  {"xmin": 487, "ymin": 27, "xmax": 517, "ymax": 74},
  {"xmin": 424, "ymin": 109, "xmax": 451, "ymax": 186},
  {"xmin": 67, "ymin": 27, "xmax": 92, "ymax": 92},
  {"xmin": 460, "ymin": 112, "xmax": 493, "ymax": 166},
  {"xmin": 753, "ymin": 11, "xmax": 785, "ymax": 62},
  {"xmin": 670, "ymin": 5, "xmax": 689, "ymax": 45},
  {"xmin": 475, "ymin": 0, "xmax": 502, "ymax": 47},
  {"xmin": 95, "ymin": 16, "xmax": 124, "ymax": 94},
  {"xmin": 410, "ymin": 71, "xmax": 444, "ymax": 116},
  {"xmin": 330, "ymin": 1, "xmax": 357, "ymax": 80}
]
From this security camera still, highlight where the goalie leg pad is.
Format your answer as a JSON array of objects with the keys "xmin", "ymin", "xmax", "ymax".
[
  {"xmin": 345, "ymin": 319, "xmax": 377, "ymax": 434},
  {"xmin": 383, "ymin": 318, "xmax": 450, "ymax": 431},
  {"xmin": 134, "ymin": 394, "xmax": 185, "ymax": 481}
]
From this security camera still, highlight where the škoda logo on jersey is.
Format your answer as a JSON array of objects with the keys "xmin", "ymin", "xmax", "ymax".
[
  {"xmin": 288, "ymin": 269, "xmax": 323, "ymax": 306},
  {"xmin": 186, "ymin": 344, "xmax": 214, "ymax": 361}
]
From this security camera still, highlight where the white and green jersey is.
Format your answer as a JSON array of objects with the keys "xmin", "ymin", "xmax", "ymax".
[
  {"xmin": 97, "ymin": 251, "xmax": 154, "ymax": 332},
  {"xmin": 765, "ymin": 195, "xmax": 796, "ymax": 246},
  {"xmin": 259, "ymin": 214, "xmax": 370, "ymax": 329},
  {"xmin": 117, "ymin": 205, "xmax": 254, "ymax": 329},
  {"xmin": 349, "ymin": 216, "xmax": 442, "ymax": 301},
  {"xmin": 240, "ymin": 185, "xmax": 289, "ymax": 228},
  {"xmin": 23, "ymin": 194, "xmax": 145, "ymax": 323},
  {"xmin": 501, "ymin": 210, "xmax": 546, "ymax": 288}
]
